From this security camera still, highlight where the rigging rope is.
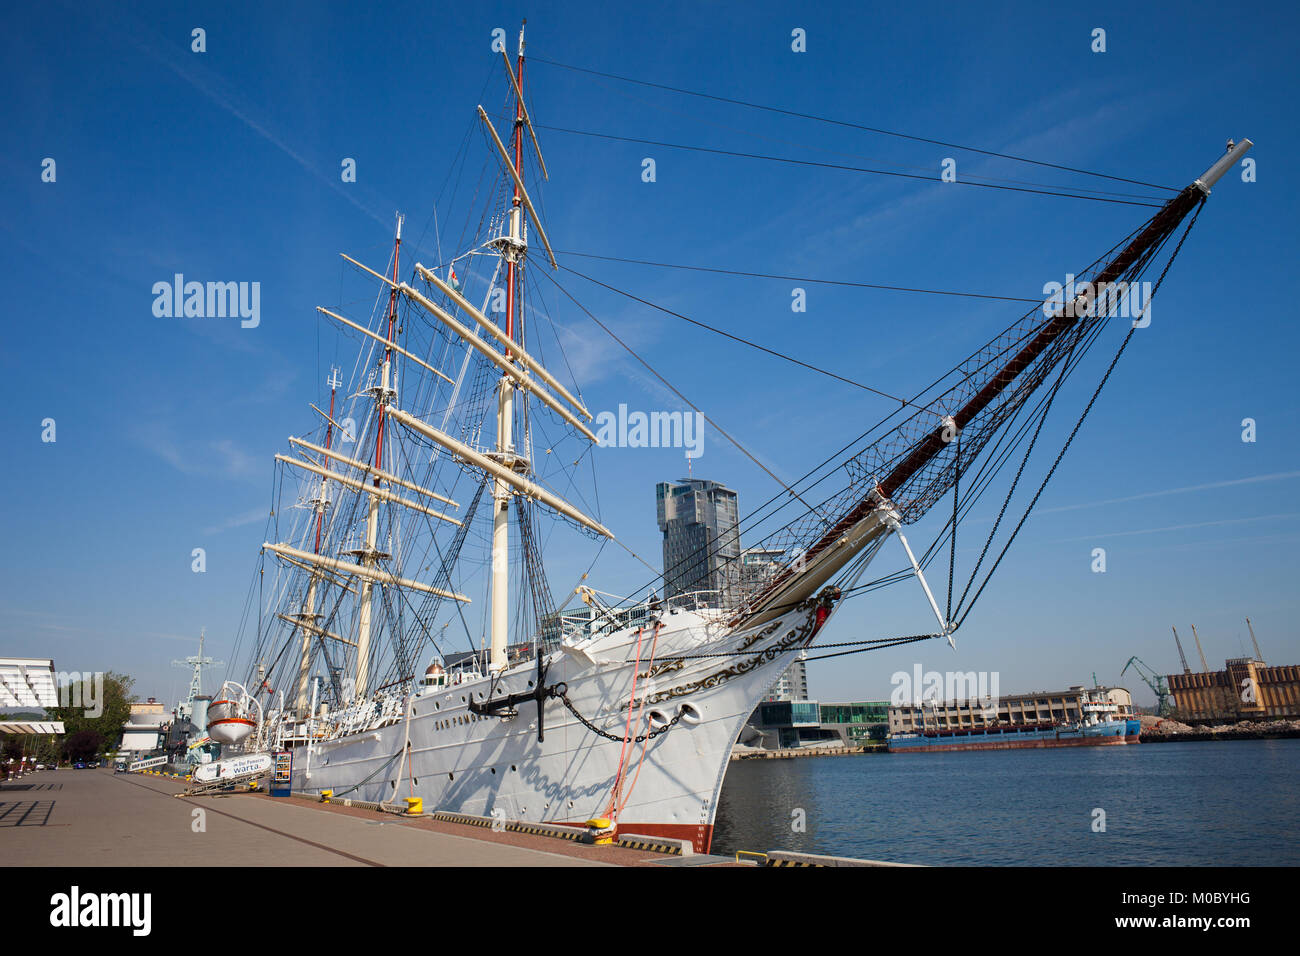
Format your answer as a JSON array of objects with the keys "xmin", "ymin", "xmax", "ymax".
[
  {"xmin": 535, "ymin": 267, "xmax": 824, "ymax": 515},
  {"xmin": 528, "ymin": 121, "xmax": 1167, "ymax": 208},
  {"xmin": 951, "ymin": 200, "xmax": 1205, "ymax": 627},
  {"xmin": 528, "ymin": 54, "xmax": 1180, "ymax": 193},
  {"xmin": 555, "ymin": 249, "xmax": 1043, "ymax": 304},
  {"xmin": 560, "ymin": 262, "xmax": 950, "ymax": 416}
]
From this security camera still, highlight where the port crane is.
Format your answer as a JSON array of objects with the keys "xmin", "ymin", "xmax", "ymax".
[
  {"xmin": 1171, "ymin": 626, "xmax": 1191, "ymax": 674},
  {"xmin": 1189, "ymin": 624, "xmax": 1211, "ymax": 671},
  {"xmin": 1246, "ymin": 618, "xmax": 1264, "ymax": 661},
  {"xmin": 1120, "ymin": 656, "xmax": 1173, "ymax": 716}
]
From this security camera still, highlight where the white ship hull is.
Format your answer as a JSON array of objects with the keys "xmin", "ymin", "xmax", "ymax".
[{"xmin": 289, "ymin": 602, "xmax": 828, "ymax": 853}]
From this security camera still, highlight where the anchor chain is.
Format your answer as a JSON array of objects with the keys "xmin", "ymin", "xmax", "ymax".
[{"xmin": 551, "ymin": 683, "xmax": 685, "ymax": 743}]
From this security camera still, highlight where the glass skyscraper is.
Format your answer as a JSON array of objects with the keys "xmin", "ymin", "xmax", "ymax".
[{"xmin": 655, "ymin": 478, "xmax": 740, "ymax": 604}]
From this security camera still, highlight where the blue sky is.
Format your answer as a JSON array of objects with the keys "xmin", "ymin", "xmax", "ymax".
[{"xmin": 2, "ymin": 1, "xmax": 1297, "ymax": 709}]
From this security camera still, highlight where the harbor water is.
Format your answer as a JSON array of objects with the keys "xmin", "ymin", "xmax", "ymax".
[{"xmin": 712, "ymin": 739, "xmax": 1300, "ymax": 865}]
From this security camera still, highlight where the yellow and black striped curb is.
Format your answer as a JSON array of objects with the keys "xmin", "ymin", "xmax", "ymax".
[
  {"xmin": 511, "ymin": 821, "xmax": 584, "ymax": 842},
  {"xmin": 134, "ymin": 770, "xmax": 191, "ymax": 780},
  {"xmin": 289, "ymin": 791, "xmax": 411, "ymax": 816},
  {"xmin": 431, "ymin": 811, "xmax": 584, "ymax": 843},
  {"xmin": 428, "ymin": 811, "xmax": 683, "ymax": 854},
  {"xmin": 429, "ymin": 810, "xmax": 498, "ymax": 829},
  {"xmin": 286, "ymin": 800, "xmax": 685, "ymax": 856},
  {"xmin": 615, "ymin": 835, "xmax": 684, "ymax": 856}
]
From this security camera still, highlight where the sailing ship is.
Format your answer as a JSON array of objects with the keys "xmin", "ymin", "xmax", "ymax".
[{"xmin": 228, "ymin": 23, "xmax": 1252, "ymax": 852}]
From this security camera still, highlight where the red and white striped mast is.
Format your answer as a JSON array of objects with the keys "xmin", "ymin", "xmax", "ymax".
[
  {"xmin": 352, "ymin": 215, "xmax": 403, "ymax": 697},
  {"xmin": 488, "ymin": 22, "xmax": 529, "ymax": 674},
  {"xmin": 293, "ymin": 366, "xmax": 342, "ymax": 713}
]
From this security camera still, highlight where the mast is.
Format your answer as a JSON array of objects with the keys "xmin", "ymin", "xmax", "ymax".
[
  {"xmin": 296, "ymin": 29, "xmax": 606, "ymax": 692},
  {"xmin": 489, "ymin": 22, "xmax": 529, "ymax": 674},
  {"xmin": 171, "ymin": 629, "xmax": 220, "ymax": 722},
  {"xmin": 353, "ymin": 215, "xmax": 403, "ymax": 697},
  {"xmin": 293, "ymin": 368, "xmax": 340, "ymax": 713}
]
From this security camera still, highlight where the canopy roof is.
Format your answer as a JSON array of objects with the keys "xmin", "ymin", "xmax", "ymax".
[
  {"xmin": 0, "ymin": 657, "xmax": 59, "ymax": 709},
  {"xmin": 0, "ymin": 720, "xmax": 64, "ymax": 735}
]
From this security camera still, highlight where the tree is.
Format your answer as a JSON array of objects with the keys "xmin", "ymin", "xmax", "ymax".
[
  {"xmin": 63, "ymin": 729, "xmax": 104, "ymax": 762},
  {"xmin": 2, "ymin": 733, "xmax": 22, "ymax": 762},
  {"xmin": 51, "ymin": 671, "xmax": 135, "ymax": 752}
]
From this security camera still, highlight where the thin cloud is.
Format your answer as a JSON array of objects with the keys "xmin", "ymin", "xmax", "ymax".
[
  {"xmin": 131, "ymin": 424, "xmax": 260, "ymax": 481},
  {"xmin": 203, "ymin": 508, "xmax": 269, "ymax": 536}
]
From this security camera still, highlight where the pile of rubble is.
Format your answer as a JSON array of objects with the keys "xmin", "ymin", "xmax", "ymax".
[
  {"xmin": 1139, "ymin": 714, "xmax": 1300, "ymax": 738},
  {"xmin": 1139, "ymin": 715, "xmax": 1192, "ymax": 736}
]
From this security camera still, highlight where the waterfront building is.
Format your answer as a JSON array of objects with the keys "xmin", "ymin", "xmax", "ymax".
[
  {"xmin": 656, "ymin": 478, "xmax": 740, "ymax": 603},
  {"xmin": 887, "ymin": 685, "xmax": 1134, "ymax": 733},
  {"xmin": 739, "ymin": 548, "xmax": 809, "ymax": 703},
  {"xmin": 1167, "ymin": 658, "xmax": 1300, "ymax": 723},
  {"xmin": 738, "ymin": 546, "xmax": 785, "ymax": 593},
  {"xmin": 0, "ymin": 657, "xmax": 65, "ymax": 740},
  {"xmin": 657, "ymin": 481, "xmax": 808, "ymax": 708},
  {"xmin": 119, "ymin": 697, "xmax": 169, "ymax": 754},
  {"xmin": 747, "ymin": 699, "xmax": 890, "ymax": 749},
  {"xmin": 763, "ymin": 653, "xmax": 809, "ymax": 703}
]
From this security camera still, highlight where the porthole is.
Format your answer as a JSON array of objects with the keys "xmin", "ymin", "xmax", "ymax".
[
  {"xmin": 448, "ymin": 772, "xmax": 454, "ymax": 781},
  {"xmin": 490, "ymin": 767, "xmax": 496, "ymax": 774},
  {"xmin": 511, "ymin": 764, "xmax": 517, "ymax": 772}
]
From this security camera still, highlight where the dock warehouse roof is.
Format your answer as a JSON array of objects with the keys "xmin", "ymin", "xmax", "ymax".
[
  {"xmin": 0, "ymin": 720, "xmax": 65, "ymax": 735},
  {"xmin": 0, "ymin": 657, "xmax": 60, "ymax": 709}
]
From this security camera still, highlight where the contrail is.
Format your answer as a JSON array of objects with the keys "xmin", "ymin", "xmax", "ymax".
[
  {"xmin": 1039, "ymin": 471, "xmax": 1300, "ymax": 515},
  {"xmin": 114, "ymin": 11, "xmax": 392, "ymax": 229},
  {"xmin": 1058, "ymin": 512, "xmax": 1300, "ymax": 542}
]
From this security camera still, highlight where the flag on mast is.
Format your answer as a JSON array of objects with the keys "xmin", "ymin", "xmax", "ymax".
[{"xmin": 449, "ymin": 264, "xmax": 461, "ymax": 292}]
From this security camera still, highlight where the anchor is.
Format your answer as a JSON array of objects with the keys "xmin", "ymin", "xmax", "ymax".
[{"xmin": 468, "ymin": 642, "xmax": 558, "ymax": 743}]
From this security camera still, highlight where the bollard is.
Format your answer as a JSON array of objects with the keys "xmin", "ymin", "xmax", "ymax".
[
  {"xmin": 404, "ymin": 797, "xmax": 422, "ymax": 815},
  {"xmin": 584, "ymin": 817, "xmax": 614, "ymax": 845},
  {"xmin": 320, "ymin": 789, "xmax": 332, "ymax": 803}
]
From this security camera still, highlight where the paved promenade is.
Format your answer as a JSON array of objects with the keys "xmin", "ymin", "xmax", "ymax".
[{"xmin": 1, "ymin": 768, "xmax": 645, "ymax": 866}]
